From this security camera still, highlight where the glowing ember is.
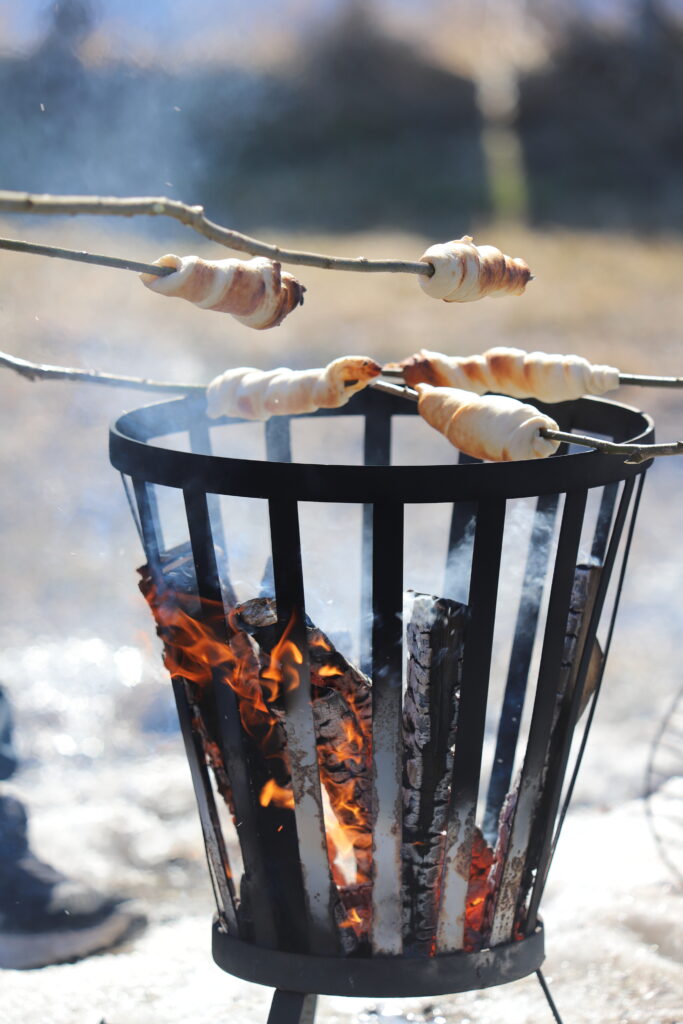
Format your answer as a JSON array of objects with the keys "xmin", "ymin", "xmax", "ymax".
[{"xmin": 464, "ymin": 828, "xmax": 495, "ymax": 953}]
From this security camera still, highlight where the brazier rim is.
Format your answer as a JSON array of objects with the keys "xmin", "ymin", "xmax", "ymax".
[{"xmin": 110, "ymin": 392, "xmax": 654, "ymax": 503}]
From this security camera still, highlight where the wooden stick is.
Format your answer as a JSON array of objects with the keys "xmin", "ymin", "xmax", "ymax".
[
  {"xmin": 368, "ymin": 379, "xmax": 683, "ymax": 463},
  {"xmin": 0, "ymin": 236, "xmax": 173, "ymax": 277},
  {"xmin": 0, "ymin": 349, "xmax": 204, "ymax": 394},
  {"xmin": 0, "ymin": 191, "xmax": 433, "ymax": 277}
]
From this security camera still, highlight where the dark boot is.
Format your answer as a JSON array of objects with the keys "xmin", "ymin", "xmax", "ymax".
[{"xmin": 0, "ymin": 795, "xmax": 146, "ymax": 970}]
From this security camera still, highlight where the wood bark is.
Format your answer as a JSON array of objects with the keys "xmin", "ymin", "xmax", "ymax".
[
  {"xmin": 234, "ymin": 597, "xmax": 374, "ymax": 899},
  {"xmin": 488, "ymin": 563, "xmax": 604, "ymax": 944},
  {"xmin": 401, "ymin": 591, "xmax": 467, "ymax": 952}
]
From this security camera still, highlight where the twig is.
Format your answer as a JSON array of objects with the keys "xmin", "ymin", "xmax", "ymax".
[
  {"xmin": 0, "ymin": 236, "xmax": 173, "ymax": 277},
  {"xmin": 369, "ymin": 379, "xmax": 679, "ymax": 463},
  {"xmin": 382, "ymin": 365, "xmax": 683, "ymax": 390},
  {"xmin": 546, "ymin": 428, "xmax": 683, "ymax": 465},
  {"xmin": 0, "ymin": 190, "xmax": 433, "ymax": 277},
  {"xmin": 0, "ymin": 350, "xmax": 203, "ymax": 394}
]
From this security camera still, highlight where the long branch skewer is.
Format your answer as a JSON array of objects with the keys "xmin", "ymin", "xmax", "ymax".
[
  {"xmin": 0, "ymin": 349, "xmax": 203, "ymax": 393},
  {"xmin": 0, "ymin": 191, "xmax": 432, "ymax": 277},
  {"xmin": 0, "ymin": 236, "xmax": 173, "ymax": 278},
  {"xmin": 369, "ymin": 379, "xmax": 680, "ymax": 464}
]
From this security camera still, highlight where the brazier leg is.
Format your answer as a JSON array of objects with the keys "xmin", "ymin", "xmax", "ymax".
[
  {"xmin": 267, "ymin": 990, "xmax": 318, "ymax": 1024},
  {"xmin": 536, "ymin": 969, "xmax": 565, "ymax": 1024}
]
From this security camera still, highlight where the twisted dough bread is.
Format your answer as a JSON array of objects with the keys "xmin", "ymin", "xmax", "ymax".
[
  {"xmin": 419, "ymin": 237, "xmax": 531, "ymax": 302},
  {"xmin": 416, "ymin": 384, "xmax": 560, "ymax": 462},
  {"xmin": 140, "ymin": 254, "xmax": 304, "ymax": 329},
  {"xmin": 206, "ymin": 357, "xmax": 382, "ymax": 421},
  {"xmin": 392, "ymin": 347, "xmax": 620, "ymax": 404}
]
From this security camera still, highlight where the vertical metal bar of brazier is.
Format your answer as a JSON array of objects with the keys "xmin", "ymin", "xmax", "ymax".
[
  {"xmin": 524, "ymin": 477, "xmax": 636, "ymax": 930},
  {"xmin": 133, "ymin": 477, "xmax": 241, "ymax": 916},
  {"xmin": 268, "ymin": 497, "xmax": 340, "ymax": 956},
  {"xmin": 591, "ymin": 481, "xmax": 619, "ymax": 563},
  {"xmin": 188, "ymin": 416, "xmax": 237, "ymax": 607},
  {"xmin": 132, "ymin": 479, "xmax": 165, "ymax": 591},
  {"xmin": 172, "ymin": 678, "xmax": 239, "ymax": 933},
  {"xmin": 184, "ymin": 486, "xmax": 279, "ymax": 949},
  {"xmin": 488, "ymin": 488, "xmax": 588, "ymax": 947},
  {"xmin": 370, "ymin": 500, "xmax": 404, "ymax": 955},
  {"xmin": 361, "ymin": 407, "xmax": 392, "ymax": 674},
  {"xmin": 483, "ymin": 493, "xmax": 559, "ymax": 842},
  {"xmin": 443, "ymin": 453, "xmax": 479, "ymax": 601},
  {"xmin": 436, "ymin": 498, "xmax": 506, "ymax": 953}
]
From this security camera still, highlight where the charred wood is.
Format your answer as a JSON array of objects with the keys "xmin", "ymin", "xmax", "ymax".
[
  {"xmin": 234, "ymin": 597, "xmax": 374, "ymax": 893},
  {"xmin": 401, "ymin": 591, "xmax": 466, "ymax": 952},
  {"xmin": 558, "ymin": 563, "xmax": 604, "ymax": 721},
  {"xmin": 490, "ymin": 563, "xmax": 605, "ymax": 944}
]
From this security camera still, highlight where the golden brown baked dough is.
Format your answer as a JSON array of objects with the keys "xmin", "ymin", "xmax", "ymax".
[
  {"xmin": 390, "ymin": 347, "xmax": 620, "ymax": 403},
  {"xmin": 140, "ymin": 254, "xmax": 304, "ymax": 329},
  {"xmin": 416, "ymin": 383, "xmax": 560, "ymax": 461},
  {"xmin": 206, "ymin": 357, "xmax": 382, "ymax": 420},
  {"xmin": 418, "ymin": 237, "xmax": 531, "ymax": 303}
]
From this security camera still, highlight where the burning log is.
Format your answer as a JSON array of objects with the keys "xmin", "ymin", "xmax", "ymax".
[
  {"xmin": 138, "ymin": 543, "xmax": 233, "ymax": 804},
  {"xmin": 488, "ymin": 563, "xmax": 605, "ymax": 946},
  {"xmin": 401, "ymin": 592, "xmax": 466, "ymax": 952},
  {"xmin": 138, "ymin": 545, "xmax": 309, "ymax": 948},
  {"xmin": 558, "ymin": 563, "xmax": 604, "ymax": 720},
  {"xmin": 233, "ymin": 597, "xmax": 374, "ymax": 902}
]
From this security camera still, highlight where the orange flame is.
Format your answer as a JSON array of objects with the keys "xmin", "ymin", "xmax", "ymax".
[
  {"xmin": 260, "ymin": 611, "xmax": 303, "ymax": 699},
  {"xmin": 260, "ymin": 778, "xmax": 295, "ymax": 809},
  {"xmin": 143, "ymin": 579, "xmax": 374, "ymax": 941},
  {"xmin": 318, "ymin": 664, "xmax": 343, "ymax": 678},
  {"xmin": 340, "ymin": 907, "xmax": 363, "ymax": 929}
]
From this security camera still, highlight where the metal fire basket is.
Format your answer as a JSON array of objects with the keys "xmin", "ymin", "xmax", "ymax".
[{"xmin": 110, "ymin": 389, "xmax": 653, "ymax": 1024}]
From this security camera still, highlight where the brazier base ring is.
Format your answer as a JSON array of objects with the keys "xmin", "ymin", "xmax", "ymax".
[{"xmin": 211, "ymin": 919, "xmax": 545, "ymax": 998}]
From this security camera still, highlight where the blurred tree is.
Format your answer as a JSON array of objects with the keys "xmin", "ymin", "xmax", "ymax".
[
  {"xmin": 195, "ymin": 1, "xmax": 488, "ymax": 233},
  {"xmin": 517, "ymin": 1, "xmax": 683, "ymax": 228}
]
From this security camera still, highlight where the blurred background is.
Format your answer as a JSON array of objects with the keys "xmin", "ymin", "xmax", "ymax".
[
  {"xmin": 3, "ymin": 0, "xmax": 683, "ymax": 230},
  {"xmin": 1, "ymin": 2, "xmax": 682, "ymax": 1021}
]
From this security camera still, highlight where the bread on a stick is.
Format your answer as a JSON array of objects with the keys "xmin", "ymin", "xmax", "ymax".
[
  {"xmin": 418, "ymin": 237, "xmax": 531, "ymax": 303},
  {"xmin": 140, "ymin": 254, "xmax": 304, "ymax": 329},
  {"xmin": 416, "ymin": 383, "xmax": 560, "ymax": 462},
  {"xmin": 390, "ymin": 347, "xmax": 620, "ymax": 404},
  {"xmin": 206, "ymin": 357, "xmax": 382, "ymax": 420}
]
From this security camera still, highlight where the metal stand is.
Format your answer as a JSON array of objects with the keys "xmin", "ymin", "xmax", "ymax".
[
  {"xmin": 264, "ymin": 978, "xmax": 563, "ymax": 1024},
  {"xmin": 536, "ymin": 969, "xmax": 565, "ymax": 1024},
  {"xmin": 264, "ymin": 974, "xmax": 565, "ymax": 1024},
  {"xmin": 267, "ymin": 991, "xmax": 318, "ymax": 1024}
]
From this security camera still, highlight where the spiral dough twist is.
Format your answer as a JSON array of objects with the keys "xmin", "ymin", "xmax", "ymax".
[
  {"xmin": 206, "ymin": 357, "xmax": 382, "ymax": 421},
  {"xmin": 140, "ymin": 254, "xmax": 304, "ymax": 330},
  {"xmin": 418, "ymin": 236, "xmax": 531, "ymax": 303},
  {"xmin": 394, "ymin": 347, "xmax": 621, "ymax": 404},
  {"xmin": 416, "ymin": 384, "xmax": 560, "ymax": 462}
]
